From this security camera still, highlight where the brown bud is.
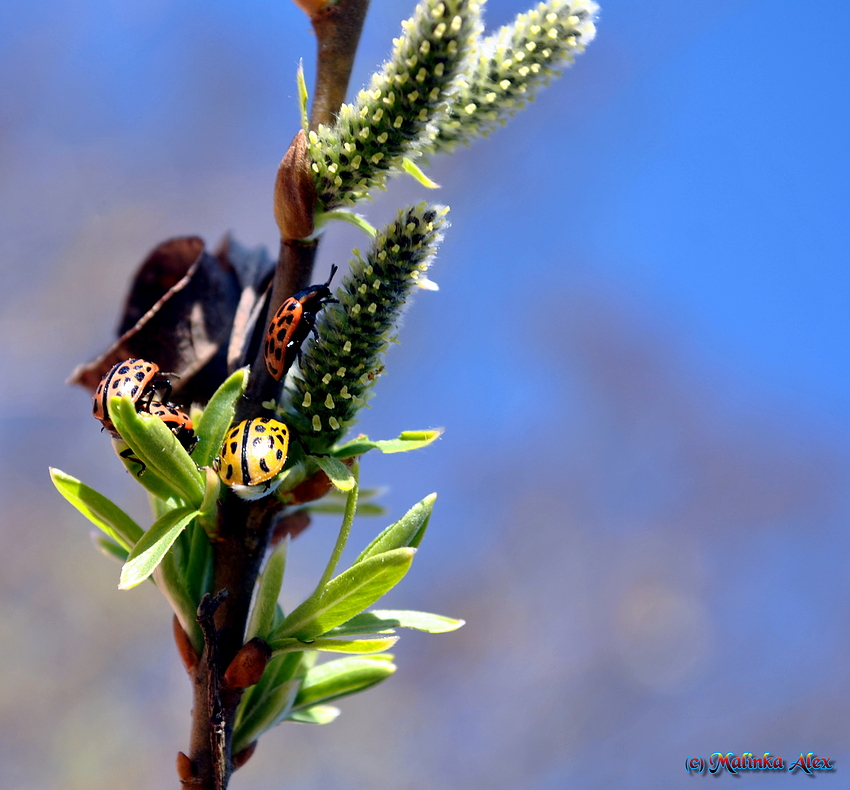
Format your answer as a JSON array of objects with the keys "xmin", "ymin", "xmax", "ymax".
[
  {"xmin": 222, "ymin": 638, "xmax": 271, "ymax": 691},
  {"xmin": 284, "ymin": 456, "xmax": 355, "ymax": 505},
  {"xmin": 176, "ymin": 751, "xmax": 197, "ymax": 783},
  {"xmin": 292, "ymin": 0, "xmax": 326, "ymax": 14},
  {"xmin": 232, "ymin": 741, "xmax": 258, "ymax": 771},
  {"xmin": 270, "ymin": 510, "xmax": 312, "ymax": 545},
  {"xmin": 173, "ymin": 615, "xmax": 199, "ymax": 673},
  {"xmin": 274, "ymin": 129, "xmax": 316, "ymax": 240}
]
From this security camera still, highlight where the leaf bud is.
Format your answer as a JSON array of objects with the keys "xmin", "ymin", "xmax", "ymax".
[
  {"xmin": 222, "ymin": 637, "xmax": 272, "ymax": 690},
  {"xmin": 274, "ymin": 130, "xmax": 317, "ymax": 240}
]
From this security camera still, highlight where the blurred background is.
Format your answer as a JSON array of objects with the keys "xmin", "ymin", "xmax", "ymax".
[{"xmin": 2, "ymin": 0, "xmax": 849, "ymax": 787}]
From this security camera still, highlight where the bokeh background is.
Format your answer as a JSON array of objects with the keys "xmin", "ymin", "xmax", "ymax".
[{"xmin": 2, "ymin": 0, "xmax": 849, "ymax": 787}]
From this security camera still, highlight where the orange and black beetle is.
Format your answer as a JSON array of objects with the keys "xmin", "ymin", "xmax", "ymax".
[
  {"xmin": 264, "ymin": 265, "xmax": 338, "ymax": 381},
  {"xmin": 92, "ymin": 358, "xmax": 172, "ymax": 437},
  {"xmin": 147, "ymin": 401, "xmax": 198, "ymax": 454}
]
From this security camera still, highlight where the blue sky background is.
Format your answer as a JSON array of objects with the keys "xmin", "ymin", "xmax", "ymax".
[{"xmin": 1, "ymin": 0, "xmax": 849, "ymax": 788}]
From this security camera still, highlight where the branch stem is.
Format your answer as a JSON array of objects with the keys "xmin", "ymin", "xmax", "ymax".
[
  {"xmin": 310, "ymin": 0, "xmax": 371, "ymax": 130},
  {"xmin": 185, "ymin": 1, "xmax": 373, "ymax": 786}
]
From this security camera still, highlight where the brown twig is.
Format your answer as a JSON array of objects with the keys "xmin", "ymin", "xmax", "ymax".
[
  {"xmin": 184, "ymin": 1, "xmax": 371, "ymax": 787},
  {"xmin": 310, "ymin": 0, "xmax": 372, "ymax": 131}
]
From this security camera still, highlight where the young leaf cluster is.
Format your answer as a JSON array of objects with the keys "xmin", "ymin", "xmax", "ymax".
[
  {"xmin": 50, "ymin": 368, "xmax": 249, "ymax": 649},
  {"xmin": 51, "ymin": 367, "xmax": 461, "ymax": 740},
  {"xmin": 230, "ymin": 477, "xmax": 462, "ymax": 749}
]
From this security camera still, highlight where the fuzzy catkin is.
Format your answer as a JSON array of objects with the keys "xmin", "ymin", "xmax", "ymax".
[
  {"xmin": 430, "ymin": 0, "xmax": 599, "ymax": 153},
  {"xmin": 307, "ymin": 0, "xmax": 481, "ymax": 210},
  {"xmin": 286, "ymin": 204, "xmax": 448, "ymax": 451}
]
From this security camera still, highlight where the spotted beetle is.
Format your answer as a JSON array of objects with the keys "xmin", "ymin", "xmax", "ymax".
[
  {"xmin": 93, "ymin": 358, "xmax": 172, "ymax": 437},
  {"xmin": 146, "ymin": 401, "xmax": 198, "ymax": 454},
  {"xmin": 264, "ymin": 265, "xmax": 338, "ymax": 381},
  {"xmin": 115, "ymin": 401, "xmax": 197, "ymax": 477},
  {"xmin": 213, "ymin": 418, "xmax": 290, "ymax": 499}
]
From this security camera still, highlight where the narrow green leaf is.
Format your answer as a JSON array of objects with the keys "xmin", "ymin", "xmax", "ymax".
[
  {"xmin": 293, "ymin": 655, "xmax": 396, "ymax": 710},
  {"xmin": 50, "ymin": 468, "xmax": 143, "ymax": 551},
  {"xmin": 90, "ymin": 532, "xmax": 129, "ymax": 564},
  {"xmin": 270, "ymin": 547, "xmax": 416, "ymax": 640},
  {"xmin": 363, "ymin": 610, "xmax": 464, "ymax": 633},
  {"xmin": 401, "ymin": 157, "xmax": 440, "ymax": 188},
  {"xmin": 193, "ymin": 368, "xmax": 249, "ymax": 468},
  {"xmin": 355, "ymin": 494, "xmax": 435, "ymax": 563},
  {"xmin": 154, "ymin": 548, "xmax": 204, "ymax": 653},
  {"xmin": 313, "ymin": 455, "xmax": 356, "ymax": 491},
  {"xmin": 331, "ymin": 429, "xmax": 443, "ymax": 458},
  {"xmin": 119, "ymin": 507, "xmax": 198, "ymax": 590},
  {"xmin": 196, "ymin": 467, "xmax": 221, "ymax": 540},
  {"xmin": 184, "ymin": 519, "xmax": 212, "ymax": 604},
  {"xmin": 148, "ymin": 491, "xmax": 179, "ymax": 520},
  {"xmin": 246, "ymin": 538, "xmax": 288, "ymax": 642},
  {"xmin": 305, "ymin": 486, "xmax": 385, "ymax": 516},
  {"xmin": 296, "ymin": 61, "xmax": 309, "ymax": 132},
  {"xmin": 315, "ymin": 209, "xmax": 378, "ymax": 237},
  {"xmin": 109, "ymin": 396, "xmax": 204, "ymax": 508},
  {"xmin": 287, "ymin": 704, "xmax": 340, "ymax": 725},
  {"xmin": 306, "ymin": 501, "xmax": 386, "ymax": 517},
  {"xmin": 116, "ymin": 444, "xmax": 186, "ymax": 504},
  {"xmin": 233, "ymin": 652, "xmax": 306, "ymax": 751},
  {"xmin": 268, "ymin": 636, "xmax": 398, "ymax": 656},
  {"xmin": 232, "ymin": 679, "xmax": 301, "ymax": 754}
]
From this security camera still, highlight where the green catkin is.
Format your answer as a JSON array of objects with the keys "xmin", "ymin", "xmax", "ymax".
[
  {"xmin": 430, "ymin": 0, "xmax": 599, "ymax": 153},
  {"xmin": 308, "ymin": 0, "xmax": 482, "ymax": 210},
  {"xmin": 287, "ymin": 204, "xmax": 448, "ymax": 451}
]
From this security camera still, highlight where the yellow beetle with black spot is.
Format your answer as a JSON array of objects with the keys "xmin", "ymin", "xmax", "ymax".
[{"xmin": 214, "ymin": 418, "xmax": 290, "ymax": 499}]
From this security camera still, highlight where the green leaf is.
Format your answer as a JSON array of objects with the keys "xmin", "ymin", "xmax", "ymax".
[
  {"xmin": 268, "ymin": 636, "xmax": 398, "ymax": 656},
  {"xmin": 331, "ymin": 429, "xmax": 443, "ymax": 458},
  {"xmin": 154, "ymin": 546, "xmax": 204, "ymax": 653},
  {"xmin": 362, "ymin": 610, "xmax": 464, "ymax": 633},
  {"xmin": 315, "ymin": 209, "xmax": 378, "ymax": 237},
  {"xmin": 196, "ymin": 467, "xmax": 221, "ymax": 540},
  {"xmin": 90, "ymin": 532, "xmax": 129, "ymax": 564},
  {"xmin": 115, "ymin": 444, "xmax": 185, "ymax": 504},
  {"xmin": 232, "ymin": 679, "xmax": 301, "ymax": 754},
  {"xmin": 184, "ymin": 519, "xmax": 212, "ymax": 604},
  {"xmin": 246, "ymin": 539, "xmax": 288, "ymax": 642},
  {"xmin": 306, "ymin": 501, "xmax": 386, "ymax": 517},
  {"xmin": 50, "ymin": 468, "xmax": 143, "ymax": 551},
  {"xmin": 270, "ymin": 547, "xmax": 416, "ymax": 640},
  {"xmin": 355, "ymin": 494, "xmax": 435, "ymax": 563},
  {"xmin": 193, "ymin": 368, "xmax": 249, "ymax": 468},
  {"xmin": 293, "ymin": 655, "xmax": 396, "ymax": 710},
  {"xmin": 325, "ymin": 609, "xmax": 464, "ymax": 636},
  {"xmin": 296, "ymin": 61, "xmax": 309, "ymax": 132},
  {"xmin": 119, "ymin": 507, "xmax": 198, "ymax": 590},
  {"xmin": 401, "ymin": 157, "xmax": 440, "ymax": 188},
  {"xmin": 313, "ymin": 455, "xmax": 356, "ymax": 491},
  {"xmin": 287, "ymin": 704, "xmax": 340, "ymax": 725},
  {"xmin": 233, "ymin": 652, "xmax": 306, "ymax": 751},
  {"xmin": 109, "ymin": 396, "xmax": 205, "ymax": 508},
  {"xmin": 305, "ymin": 486, "xmax": 386, "ymax": 516}
]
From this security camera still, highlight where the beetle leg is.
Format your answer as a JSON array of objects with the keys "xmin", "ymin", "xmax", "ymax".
[{"xmin": 119, "ymin": 447, "xmax": 147, "ymax": 476}]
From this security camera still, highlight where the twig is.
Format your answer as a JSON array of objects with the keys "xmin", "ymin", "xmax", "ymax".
[
  {"xmin": 309, "ymin": 0, "xmax": 372, "ymax": 130},
  {"xmin": 188, "ymin": 2, "xmax": 372, "ymax": 787},
  {"xmin": 197, "ymin": 591, "xmax": 230, "ymax": 790}
]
